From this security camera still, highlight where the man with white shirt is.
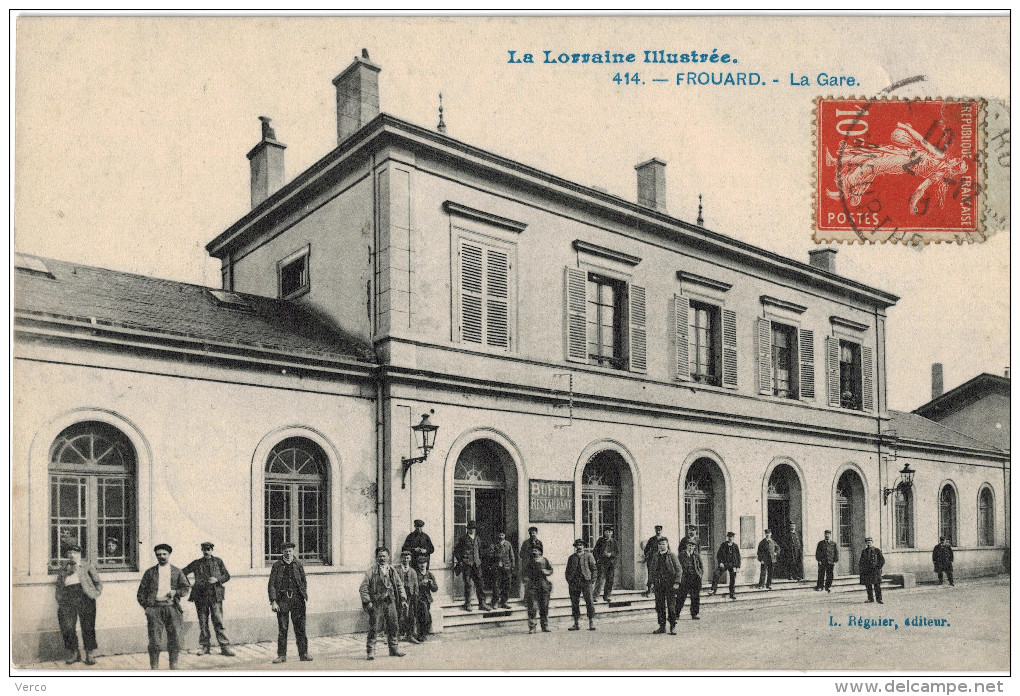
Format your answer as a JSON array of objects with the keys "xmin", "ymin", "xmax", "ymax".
[
  {"xmin": 55, "ymin": 544, "xmax": 102, "ymax": 665},
  {"xmin": 136, "ymin": 543, "xmax": 190, "ymax": 670}
]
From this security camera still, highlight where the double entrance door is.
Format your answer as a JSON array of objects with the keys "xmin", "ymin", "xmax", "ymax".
[{"xmin": 581, "ymin": 486, "xmax": 619, "ymax": 549}]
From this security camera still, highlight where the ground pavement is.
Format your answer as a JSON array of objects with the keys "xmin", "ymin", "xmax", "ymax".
[{"xmin": 19, "ymin": 576, "xmax": 1008, "ymax": 672}]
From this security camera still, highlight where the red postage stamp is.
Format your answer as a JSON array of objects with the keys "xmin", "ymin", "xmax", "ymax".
[{"xmin": 814, "ymin": 98, "xmax": 983, "ymax": 243}]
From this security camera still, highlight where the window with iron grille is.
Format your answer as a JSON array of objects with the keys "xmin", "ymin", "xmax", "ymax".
[
  {"xmin": 838, "ymin": 340, "xmax": 863, "ymax": 410},
  {"xmin": 49, "ymin": 422, "xmax": 136, "ymax": 571},
  {"xmin": 587, "ymin": 273, "xmax": 625, "ymax": 369},
  {"xmin": 894, "ymin": 488, "xmax": 914, "ymax": 548},
  {"xmin": 978, "ymin": 487, "xmax": 994, "ymax": 546},
  {"xmin": 771, "ymin": 322, "xmax": 798, "ymax": 398},
  {"xmin": 939, "ymin": 485, "xmax": 957, "ymax": 546},
  {"xmin": 264, "ymin": 438, "xmax": 328, "ymax": 565}
]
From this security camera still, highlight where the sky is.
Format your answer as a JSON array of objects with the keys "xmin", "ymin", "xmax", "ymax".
[{"xmin": 13, "ymin": 15, "xmax": 1010, "ymax": 412}]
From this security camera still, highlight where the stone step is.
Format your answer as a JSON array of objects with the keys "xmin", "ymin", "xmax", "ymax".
[
  {"xmin": 441, "ymin": 577, "xmax": 902, "ymax": 630},
  {"xmin": 440, "ymin": 575, "xmax": 864, "ymax": 610}
]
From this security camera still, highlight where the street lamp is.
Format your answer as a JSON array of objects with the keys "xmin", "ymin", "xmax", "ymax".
[
  {"xmin": 401, "ymin": 410, "xmax": 439, "ymax": 489},
  {"xmin": 883, "ymin": 462, "xmax": 916, "ymax": 505}
]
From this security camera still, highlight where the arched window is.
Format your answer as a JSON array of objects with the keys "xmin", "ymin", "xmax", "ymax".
[
  {"xmin": 49, "ymin": 422, "xmax": 136, "ymax": 570},
  {"xmin": 894, "ymin": 488, "xmax": 914, "ymax": 548},
  {"xmin": 939, "ymin": 485, "xmax": 958, "ymax": 546},
  {"xmin": 264, "ymin": 438, "xmax": 328, "ymax": 565},
  {"xmin": 978, "ymin": 487, "xmax": 994, "ymax": 547}
]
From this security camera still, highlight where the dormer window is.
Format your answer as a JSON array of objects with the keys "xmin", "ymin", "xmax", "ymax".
[{"xmin": 278, "ymin": 245, "xmax": 310, "ymax": 299}]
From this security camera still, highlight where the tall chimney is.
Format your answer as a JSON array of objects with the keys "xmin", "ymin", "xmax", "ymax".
[
  {"xmin": 932, "ymin": 363, "xmax": 944, "ymax": 399},
  {"xmin": 635, "ymin": 158, "xmax": 667, "ymax": 212},
  {"xmin": 808, "ymin": 248, "xmax": 837, "ymax": 273},
  {"xmin": 333, "ymin": 49, "xmax": 381, "ymax": 145},
  {"xmin": 247, "ymin": 116, "xmax": 286, "ymax": 209}
]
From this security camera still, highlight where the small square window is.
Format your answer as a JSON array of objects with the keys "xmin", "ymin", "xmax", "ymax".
[{"xmin": 278, "ymin": 247, "xmax": 310, "ymax": 299}]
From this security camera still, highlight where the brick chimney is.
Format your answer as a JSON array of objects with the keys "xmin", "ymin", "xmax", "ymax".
[
  {"xmin": 932, "ymin": 363, "xmax": 944, "ymax": 399},
  {"xmin": 333, "ymin": 49, "xmax": 381, "ymax": 145},
  {"xmin": 247, "ymin": 116, "xmax": 286, "ymax": 209},
  {"xmin": 808, "ymin": 248, "xmax": 837, "ymax": 273},
  {"xmin": 635, "ymin": 158, "xmax": 667, "ymax": 212}
]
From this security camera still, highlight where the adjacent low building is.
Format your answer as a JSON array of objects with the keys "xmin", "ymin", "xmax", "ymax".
[{"xmin": 12, "ymin": 51, "xmax": 1008, "ymax": 663}]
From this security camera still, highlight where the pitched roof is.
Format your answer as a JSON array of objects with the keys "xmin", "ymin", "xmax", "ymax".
[
  {"xmin": 14, "ymin": 254, "xmax": 375, "ymax": 364},
  {"xmin": 888, "ymin": 409, "xmax": 1005, "ymax": 454},
  {"xmin": 913, "ymin": 373, "xmax": 1010, "ymax": 420}
]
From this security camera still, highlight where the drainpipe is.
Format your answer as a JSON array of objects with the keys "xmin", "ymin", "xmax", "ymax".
[
  {"xmin": 371, "ymin": 151, "xmax": 386, "ymax": 548},
  {"xmin": 874, "ymin": 306, "xmax": 884, "ymax": 552}
]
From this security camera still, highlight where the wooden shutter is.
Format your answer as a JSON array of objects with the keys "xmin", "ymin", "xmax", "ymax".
[
  {"xmin": 485, "ymin": 248, "xmax": 509, "ymax": 349},
  {"xmin": 722, "ymin": 309, "xmax": 738, "ymax": 388},
  {"xmin": 459, "ymin": 241, "xmax": 483, "ymax": 344},
  {"xmin": 799, "ymin": 328, "xmax": 815, "ymax": 400},
  {"xmin": 861, "ymin": 345, "xmax": 875, "ymax": 412},
  {"xmin": 629, "ymin": 285, "xmax": 647, "ymax": 373},
  {"xmin": 674, "ymin": 295, "xmax": 690, "ymax": 380},
  {"xmin": 756, "ymin": 318, "xmax": 772, "ymax": 395},
  {"xmin": 826, "ymin": 336, "xmax": 841, "ymax": 407},
  {"xmin": 565, "ymin": 267, "xmax": 588, "ymax": 363}
]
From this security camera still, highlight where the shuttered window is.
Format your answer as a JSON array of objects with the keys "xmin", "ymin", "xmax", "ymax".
[
  {"xmin": 799, "ymin": 329, "xmax": 815, "ymax": 400},
  {"xmin": 565, "ymin": 267, "xmax": 643, "ymax": 372},
  {"xmin": 826, "ymin": 337, "xmax": 874, "ymax": 411},
  {"xmin": 458, "ymin": 239, "xmax": 512, "ymax": 350}
]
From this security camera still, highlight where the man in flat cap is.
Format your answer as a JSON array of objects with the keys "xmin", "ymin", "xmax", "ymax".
[
  {"xmin": 932, "ymin": 536, "xmax": 955, "ymax": 586},
  {"xmin": 521, "ymin": 546, "xmax": 553, "ymax": 634},
  {"xmin": 711, "ymin": 531, "xmax": 741, "ymax": 600},
  {"xmin": 490, "ymin": 530, "xmax": 517, "ymax": 609},
  {"xmin": 359, "ymin": 546, "xmax": 407, "ymax": 660},
  {"xmin": 815, "ymin": 530, "xmax": 838, "ymax": 592},
  {"xmin": 592, "ymin": 527, "xmax": 618, "ymax": 603},
  {"xmin": 55, "ymin": 543, "xmax": 102, "ymax": 665},
  {"xmin": 519, "ymin": 526, "xmax": 543, "ymax": 566},
  {"xmin": 183, "ymin": 542, "xmax": 235, "ymax": 656},
  {"xmin": 642, "ymin": 525, "xmax": 665, "ymax": 596},
  {"xmin": 565, "ymin": 538, "xmax": 598, "ymax": 631},
  {"xmin": 453, "ymin": 520, "xmax": 490, "ymax": 611},
  {"xmin": 397, "ymin": 550, "xmax": 420, "ymax": 644},
  {"xmin": 137, "ymin": 543, "xmax": 190, "ymax": 670},
  {"xmin": 401, "ymin": 519, "xmax": 435, "ymax": 569},
  {"xmin": 858, "ymin": 537, "xmax": 885, "ymax": 604},
  {"xmin": 268, "ymin": 542, "xmax": 311, "ymax": 663}
]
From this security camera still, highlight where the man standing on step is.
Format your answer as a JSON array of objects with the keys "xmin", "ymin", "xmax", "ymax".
[
  {"xmin": 397, "ymin": 550, "xmax": 420, "ymax": 644},
  {"xmin": 453, "ymin": 520, "xmax": 490, "ymax": 612},
  {"xmin": 592, "ymin": 527, "xmax": 618, "ymax": 604},
  {"xmin": 183, "ymin": 542, "xmax": 236, "ymax": 657},
  {"xmin": 757, "ymin": 529, "xmax": 780, "ymax": 590},
  {"xmin": 815, "ymin": 530, "xmax": 838, "ymax": 592},
  {"xmin": 359, "ymin": 546, "xmax": 407, "ymax": 660},
  {"xmin": 268, "ymin": 542, "xmax": 312, "ymax": 664},
  {"xmin": 677, "ymin": 535, "xmax": 704, "ymax": 620},
  {"xmin": 401, "ymin": 519, "xmax": 435, "ymax": 569},
  {"xmin": 859, "ymin": 537, "xmax": 885, "ymax": 604},
  {"xmin": 648, "ymin": 537, "xmax": 681, "ymax": 635},
  {"xmin": 711, "ymin": 531, "xmax": 741, "ymax": 600},
  {"xmin": 787, "ymin": 523, "xmax": 804, "ymax": 581},
  {"xmin": 137, "ymin": 543, "xmax": 190, "ymax": 670},
  {"xmin": 522, "ymin": 546, "xmax": 553, "ymax": 633},
  {"xmin": 565, "ymin": 538, "xmax": 598, "ymax": 631},
  {"xmin": 932, "ymin": 536, "xmax": 955, "ymax": 586},
  {"xmin": 520, "ymin": 526, "xmax": 543, "ymax": 565},
  {"xmin": 413, "ymin": 555, "xmax": 438, "ymax": 642},
  {"xmin": 642, "ymin": 525, "xmax": 665, "ymax": 597},
  {"xmin": 490, "ymin": 530, "xmax": 516, "ymax": 609}
]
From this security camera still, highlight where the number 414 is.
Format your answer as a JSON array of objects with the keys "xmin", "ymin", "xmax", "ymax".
[{"xmin": 613, "ymin": 72, "xmax": 641, "ymax": 85}]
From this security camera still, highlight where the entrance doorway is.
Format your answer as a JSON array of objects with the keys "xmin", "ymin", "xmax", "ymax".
[
  {"xmin": 766, "ymin": 463, "xmax": 803, "ymax": 579},
  {"xmin": 683, "ymin": 458, "xmax": 726, "ymax": 575},
  {"xmin": 453, "ymin": 439, "xmax": 518, "ymax": 598},
  {"xmin": 580, "ymin": 450, "xmax": 634, "ymax": 588},
  {"xmin": 835, "ymin": 470, "xmax": 866, "ymax": 575}
]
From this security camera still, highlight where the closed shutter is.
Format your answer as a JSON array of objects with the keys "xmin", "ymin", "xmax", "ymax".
[
  {"xmin": 756, "ymin": 318, "xmax": 772, "ymax": 395},
  {"xmin": 629, "ymin": 285, "xmax": 647, "ymax": 373},
  {"xmin": 565, "ymin": 267, "xmax": 588, "ymax": 363},
  {"xmin": 674, "ymin": 295, "xmax": 690, "ymax": 380},
  {"xmin": 722, "ymin": 309, "xmax": 738, "ymax": 388},
  {"xmin": 485, "ymin": 248, "xmax": 509, "ymax": 349},
  {"xmin": 799, "ymin": 328, "xmax": 815, "ymax": 400},
  {"xmin": 459, "ymin": 241, "xmax": 484, "ymax": 344},
  {"xmin": 826, "ymin": 336, "xmax": 841, "ymax": 407},
  {"xmin": 861, "ymin": 345, "xmax": 875, "ymax": 412}
]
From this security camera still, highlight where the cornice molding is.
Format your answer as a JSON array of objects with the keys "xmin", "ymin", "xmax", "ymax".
[
  {"xmin": 678, "ymin": 271, "xmax": 732, "ymax": 293},
  {"xmin": 830, "ymin": 315, "xmax": 871, "ymax": 332},
  {"xmin": 573, "ymin": 240, "xmax": 642, "ymax": 266},
  {"xmin": 443, "ymin": 201, "xmax": 528, "ymax": 233},
  {"xmin": 761, "ymin": 295, "xmax": 808, "ymax": 314}
]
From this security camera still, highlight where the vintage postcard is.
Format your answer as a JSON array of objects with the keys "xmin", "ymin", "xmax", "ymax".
[{"xmin": 11, "ymin": 14, "xmax": 1010, "ymax": 685}]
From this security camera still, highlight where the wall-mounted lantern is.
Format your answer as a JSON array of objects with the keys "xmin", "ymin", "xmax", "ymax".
[
  {"xmin": 401, "ymin": 410, "xmax": 438, "ymax": 489},
  {"xmin": 883, "ymin": 462, "xmax": 916, "ymax": 505}
]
